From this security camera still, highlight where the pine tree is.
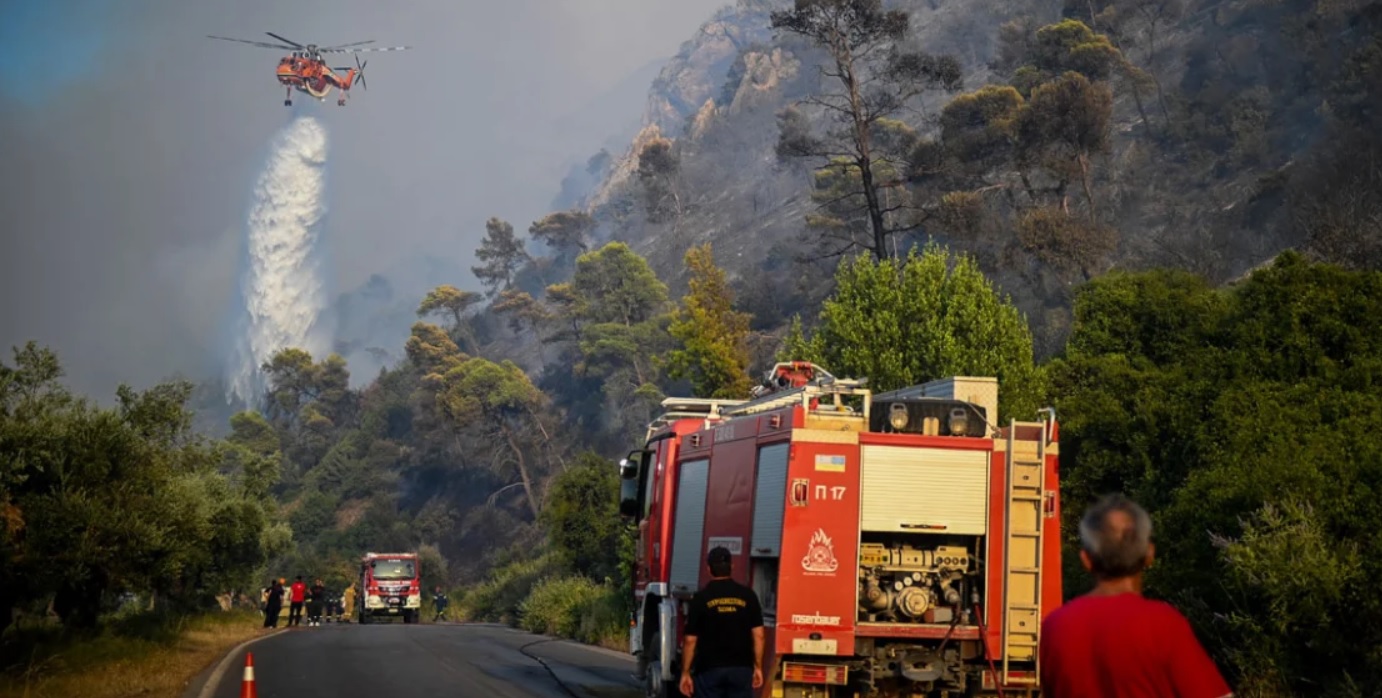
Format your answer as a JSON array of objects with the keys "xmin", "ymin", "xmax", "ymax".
[{"xmin": 664, "ymin": 244, "xmax": 753, "ymax": 399}]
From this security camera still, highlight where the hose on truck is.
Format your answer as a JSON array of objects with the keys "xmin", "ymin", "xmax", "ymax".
[{"xmin": 971, "ymin": 604, "xmax": 1007, "ymax": 698}]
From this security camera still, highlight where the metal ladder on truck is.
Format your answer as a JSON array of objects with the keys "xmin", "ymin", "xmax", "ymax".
[
  {"xmin": 1001, "ymin": 418, "xmax": 1050, "ymax": 688},
  {"xmin": 724, "ymin": 378, "xmax": 872, "ymax": 419}
]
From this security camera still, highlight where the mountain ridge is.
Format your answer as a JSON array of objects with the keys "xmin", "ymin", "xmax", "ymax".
[{"xmin": 550, "ymin": 0, "xmax": 1380, "ymax": 356}]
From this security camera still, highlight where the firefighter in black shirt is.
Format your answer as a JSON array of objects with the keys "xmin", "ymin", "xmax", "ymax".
[{"xmin": 679, "ymin": 546, "xmax": 765, "ymax": 698}]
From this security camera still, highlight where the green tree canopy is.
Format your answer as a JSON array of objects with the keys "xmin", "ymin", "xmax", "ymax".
[
  {"xmin": 784, "ymin": 244, "xmax": 1045, "ymax": 423},
  {"xmin": 0, "ymin": 344, "xmax": 278, "ymax": 630},
  {"xmin": 530, "ymin": 210, "xmax": 595, "ymax": 256},
  {"xmin": 1049, "ymin": 251, "xmax": 1382, "ymax": 694},
  {"xmin": 664, "ymin": 243, "xmax": 753, "ymax": 399},
  {"xmin": 418, "ymin": 285, "xmax": 483, "ymax": 332},
  {"xmin": 541, "ymin": 242, "xmax": 675, "ymax": 443},
  {"xmin": 558, "ymin": 242, "xmax": 669, "ymax": 327},
  {"xmin": 539, "ymin": 452, "xmax": 628, "ymax": 583},
  {"xmin": 636, "ymin": 136, "xmax": 683, "ymax": 225},
  {"xmin": 472, "ymin": 217, "xmax": 531, "ymax": 297},
  {"xmin": 437, "ymin": 358, "xmax": 548, "ymax": 518}
]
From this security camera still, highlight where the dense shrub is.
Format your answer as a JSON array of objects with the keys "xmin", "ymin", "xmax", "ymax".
[
  {"xmin": 518, "ymin": 576, "xmax": 605, "ymax": 637},
  {"xmin": 456, "ymin": 554, "xmax": 558, "ymax": 624},
  {"xmin": 517, "ymin": 576, "xmax": 627, "ymax": 649}
]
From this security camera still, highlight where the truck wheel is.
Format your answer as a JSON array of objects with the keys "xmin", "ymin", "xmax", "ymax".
[{"xmin": 644, "ymin": 633, "xmax": 677, "ymax": 698}]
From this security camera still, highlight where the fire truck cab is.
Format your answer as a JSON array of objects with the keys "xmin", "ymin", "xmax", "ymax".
[
  {"xmin": 619, "ymin": 363, "xmax": 1061, "ymax": 697},
  {"xmin": 358, "ymin": 551, "xmax": 423, "ymax": 624}
]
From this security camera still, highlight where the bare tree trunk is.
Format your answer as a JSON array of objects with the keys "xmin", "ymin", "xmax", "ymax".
[
  {"xmin": 1129, "ymin": 78, "xmax": 1154, "ymax": 137},
  {"xmin": 832, "ymin": 37, "xmax": 888, "ymax": 260},
  {"xmin": 848, "ymin": 100, "xmax": 887, "ymax": 258},
  {"xmin": 531, "ymin": 324, "xmax": 547, "ymax": 366},
  {"xmin": 670, "ymin": 176, "xmax": 683, "ymax": 222},
  {"xmin": 1078, "ymin": 153, "xmax": 1097, "ymax": 216},
  {"xmin": 525, "ymin": 406, "xmax": 568, "ymax": 472},
  {"xmin": 1145, "ymin": 21, "xmax": 1173, "ymax": 128},
  {"xmin": 859, "ymin": 157, "xmax": 888, "ymax": 259},
  {"xmin": 500, "ymin": 423, "xmax": 540, "ymax": 518}
]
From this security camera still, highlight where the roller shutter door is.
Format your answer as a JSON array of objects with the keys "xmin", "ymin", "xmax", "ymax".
[
  {"xmin": 859, "ymin": 445, "xmax": 989, "ymax": 534},
  {"xmin": 670, "ymin": 458, "xmax": 710, "ymax": 594},
  {"xmin": 750, "ymin": 443, "xmax": 789, "ymax": 556}
]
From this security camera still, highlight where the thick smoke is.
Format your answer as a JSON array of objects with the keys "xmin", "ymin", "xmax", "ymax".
[{"xmin": 226, "ymin": 115, "xmax": 332, "ymax": 408}]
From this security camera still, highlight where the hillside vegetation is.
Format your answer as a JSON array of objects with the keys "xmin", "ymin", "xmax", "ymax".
[
  {"xmin": 13, "ymin": 242, "xmax": 1378, "ymax": 695},
  {"xmin": 560, "ymin": 0, "xmax": 1382, "ymax": 356}
]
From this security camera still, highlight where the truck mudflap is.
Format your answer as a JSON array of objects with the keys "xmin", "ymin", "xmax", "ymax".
[{"xmin": 658, "ymin": 597, "xmax": 678, "ymax": 683}]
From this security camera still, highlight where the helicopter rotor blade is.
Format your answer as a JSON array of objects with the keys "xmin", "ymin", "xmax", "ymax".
[
  {"xmin": 320, "ymin": 45, "xmax": 411, "ymax": 54},
  {"xmin": 332, "ymin": 56, "xmax": 368, "ymax": 90},
  {"xmin": 265, "ymin": 31, "xmax": 306, "ymax": 49},
  {"xmin": 322, "ymin": 40, "xmax": 375, "ymax": 50},
  {"xmin": 207, "ymin": 35, "xmax": 296, "ymax": 50}
]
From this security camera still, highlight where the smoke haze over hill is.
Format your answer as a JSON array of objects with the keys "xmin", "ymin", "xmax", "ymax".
[{"xmin": 0, "ymin": 0, "xmax": 728, "ymax": 399}]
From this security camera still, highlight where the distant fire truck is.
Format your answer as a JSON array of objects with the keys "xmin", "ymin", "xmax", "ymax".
[
  {"xmin": 358, "ymin": 551, "xmax": 423, "ymax": 624},
  {"xmin": 618, "ymin": 362, "xmax": 1061, "ymax": 697}
]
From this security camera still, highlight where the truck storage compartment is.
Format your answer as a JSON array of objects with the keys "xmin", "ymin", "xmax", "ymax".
[
  {"xmin": 669, "ymin": 458, "xmax": 710, "ymax": 595},
  {"xmin": 859, "ymin": 445, "xmax": 989, "ymax": 535},
  {"xmin": 750, "ymin": 442, "xmax": 790, "ymax": 557}
]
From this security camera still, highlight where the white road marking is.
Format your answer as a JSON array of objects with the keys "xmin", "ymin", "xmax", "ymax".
[{"xmin": 196, "ymin": 629, "xmax": 287, "ymax": 698}]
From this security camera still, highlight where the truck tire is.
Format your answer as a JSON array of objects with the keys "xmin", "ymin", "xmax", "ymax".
[{"xmin": 643, "ymin": 632, "xmax": 678, "ymax": 698}]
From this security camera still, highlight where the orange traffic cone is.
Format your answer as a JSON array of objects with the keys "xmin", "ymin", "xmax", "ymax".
[{"xmin": 240, "ymin": 652, "xmax": 257, "ymax": 698}]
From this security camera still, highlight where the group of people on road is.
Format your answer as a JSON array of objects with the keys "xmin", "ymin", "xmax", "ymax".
[
  {"xmin": 260, "ymin": 575, "xmax": 357, "ymax": 629},
  {"xmin": 258, "ymin": 576, "xmax": 452, "ymax": 629},
  {"xmin": 672, "ymin": 494, "xmax": 1232, "ymax": 698}
]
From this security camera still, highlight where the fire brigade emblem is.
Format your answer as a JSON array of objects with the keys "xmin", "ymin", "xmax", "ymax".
[{"xmin": 801, "ymin": 528, "xmax": 839, "ymax": 574}]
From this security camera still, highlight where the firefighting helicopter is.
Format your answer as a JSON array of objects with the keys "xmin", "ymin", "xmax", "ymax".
[{"xmin": 207, "ymin": 32, "xmax": 411, "ymax": 106}]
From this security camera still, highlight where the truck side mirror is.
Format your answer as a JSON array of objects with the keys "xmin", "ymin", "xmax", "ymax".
[
  {"xmin": 619, "ymin": 456, "xmax": 641, "ymax": 519},
  {"xmin": 619, "ymin": 478, "xmax": 641, "ymax": 518},
  {"xmin": 618, "ymin": 449, "xmax": 653, "ymax": 520},
  {"xmin": 619, "ymin": 456, "xmax": 639, "ymax": 480}
]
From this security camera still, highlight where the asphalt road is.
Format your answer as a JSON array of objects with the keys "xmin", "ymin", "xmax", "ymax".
[{"xmin": 188, "ymin": 622, "xmax": 644, "ymax": 698}]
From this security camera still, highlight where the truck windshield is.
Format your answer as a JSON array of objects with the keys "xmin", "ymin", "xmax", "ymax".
[{"xmin": 371, "ymin": 560, "xmax": 415, "ymax": 579}]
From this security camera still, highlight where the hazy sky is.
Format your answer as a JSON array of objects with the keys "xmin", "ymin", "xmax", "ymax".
[{"xmin": 0, "ymin": 0, "xmax": 728, "ymax": 398}]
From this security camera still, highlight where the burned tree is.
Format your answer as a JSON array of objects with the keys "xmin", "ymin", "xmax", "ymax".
[{"xmin": 771, "ymin": 0, "xmax": 962, "ymax": 259}]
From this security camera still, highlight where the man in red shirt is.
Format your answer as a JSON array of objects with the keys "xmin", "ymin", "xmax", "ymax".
[
  {"xmin": 1040, "ymin": 494, "xmax": 1233, "ymax": 698},
  {"xmin": 289, "ymin": 575, "xmax": 307, "ymax": 627}
]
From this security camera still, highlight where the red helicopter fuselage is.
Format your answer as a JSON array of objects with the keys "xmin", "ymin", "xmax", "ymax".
[{"xmin": 275, "ymin": 55, "xmax": 357, "ymax": 99}]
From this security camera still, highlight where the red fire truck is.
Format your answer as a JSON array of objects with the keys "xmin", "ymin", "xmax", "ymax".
[
  {"xmin": 618, "ymin": 362, "xmax": 1061, "ymax": 697},
  {"xmin": 358, "ymin": 551, "xmax": 423, "ymax": 624}
]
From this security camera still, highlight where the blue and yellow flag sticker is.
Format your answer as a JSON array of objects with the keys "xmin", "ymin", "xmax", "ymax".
[{"xmin": 814, "ymin": 454, "xmax": 846, "ymax": 472}]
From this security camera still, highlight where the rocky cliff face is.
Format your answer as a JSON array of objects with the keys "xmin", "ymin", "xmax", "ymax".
[
  {"xmin": 557, "ymin": 0, "xmax": 1379, "ymax": 355},
  {"xmin": 641, "ymin": 1, "xmax": 782, "ymax": 127},
  {"xmin": 582, "ymin": 0, "xmax": 782, "ymax": 212},
  {"xmin": 573, "ymin": 0, "xmax": 1031, "ymax": 302}
]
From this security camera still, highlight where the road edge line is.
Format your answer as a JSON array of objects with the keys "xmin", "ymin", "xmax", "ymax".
[
  {"xmin": 191, "ymin": 628, "xmax": 289, "ymax": 698},
  {"xmin": 493, "ymin": 625, "xmax": 635, "ymax": 662},
  {"xmin": 549, "ymin": 637, "xmax": 635, "ymax": 662}
]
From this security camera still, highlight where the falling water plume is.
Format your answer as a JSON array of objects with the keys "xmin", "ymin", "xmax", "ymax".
[{"xmin": 226, "ymin": 115, "xmax": 331, "ymax": 408}]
